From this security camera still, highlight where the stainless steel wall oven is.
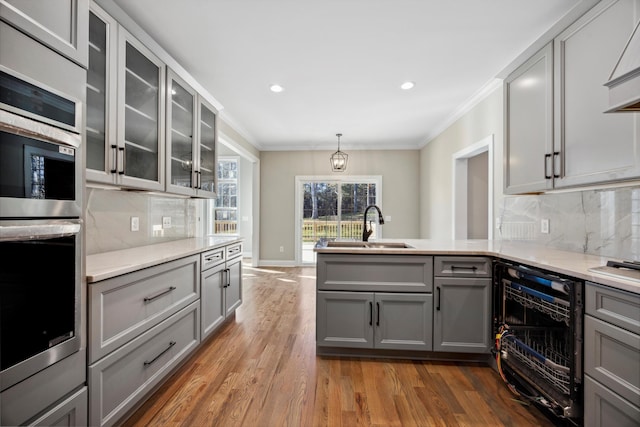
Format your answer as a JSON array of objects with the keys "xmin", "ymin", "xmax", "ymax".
[
  {"xmin": 493, "ymin": 260, "xmax": 584, "ymax": 426},
  {"xmin": 0, "ymin": 51, "xmax": 83, "ymax": 392}
]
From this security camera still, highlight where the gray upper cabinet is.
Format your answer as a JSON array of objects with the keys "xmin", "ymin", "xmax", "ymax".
[
  {"xmin": 166, "ymin": 69, "xmax": 197, "ymax": 196},
  {"xmin": 197, "ymin": 98, "xmax": 218, "ymax": 197},
  {"xmin": 86, "ymin": 5, "xmax": 165, "ymax": 191},
  {"xmin": 165, "ymin": 70, "xmax": 218, "ymax": 198},
  {"xmin": 554, "ymin": 0, "xmax": 640, "ymax": 189},
  {"xmin": 504, "ymin": 42, "xmax": 554, "ymax": 194},
  {"xmin": 0, "ymin": 0, "xmax": 89, "ymax": 67},
  {"xmin": 504, "ymin": 0, "xmax": 640, "ymax": 194}
]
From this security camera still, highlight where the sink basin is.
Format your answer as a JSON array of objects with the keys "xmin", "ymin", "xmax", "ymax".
[{"xmin": 325, "ymin": 241, "xmax": 413, "ymax": 249}]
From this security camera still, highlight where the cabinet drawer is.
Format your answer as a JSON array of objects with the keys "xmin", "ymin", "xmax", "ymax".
[
  {"xmin": 586, "ymin": 282, "xmax": 640, "ymax": 335},
  {"xmin": 434, "ymin": 256, "xmax": 492, "ymax": 277},
  {"xmin": 29, "ymin": 386, "xmax": 87, "ymax": 427},
  {"xmin": 584, "ymin": 375, "xmax": 640, "ymax": 427},
  {"xmin": 201, "ymin": 247, "xmax": 225, "ymax": 270},
  {"xmin": 585, "ymin": 315, "xmax": 640, "ymax": 407},
  {"xmin": 317, "ymin": 254, "xmax": 433, "ymax": 292},
  {"xmin": 226, "ymin": 243, "xmax": 243, "ymax": 260},
  {"xmin": 89, "ymin": 302, "xmax": 200, "ymax": 427},
  {"xmin": 89, "ymin": 255, "xmax": 200, "ymax": 363}
]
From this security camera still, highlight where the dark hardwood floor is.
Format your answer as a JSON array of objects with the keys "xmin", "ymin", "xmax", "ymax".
[{"xmin": 121, "ymin": 264, "xmax": 553, "ymax": 426}]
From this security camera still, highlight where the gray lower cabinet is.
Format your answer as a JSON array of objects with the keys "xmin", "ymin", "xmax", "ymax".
[
  {"xmin": 317, "ymin": 291, "xmax": 432, "ymax": 351},
  {"xmin": 433, "ymin": 256, "xmax": 492, "ymax": 353},
  {"xmin": 28, "ymin": 387, "xmax": 87, "ymax": 427},
  {"xmin": 89, "ymin": 302, "xmax": 200, "ymax": 427},
  {"xmin": 584, "ymin": 282, "xmax": 640, "ymax": 427},
  {"xmin": 201, "ymin": 244, "xmax": 243, "ymax": 340},
  {"xmin": 433, "ymin": 278, "xmax": 492, "ymax": 353}
]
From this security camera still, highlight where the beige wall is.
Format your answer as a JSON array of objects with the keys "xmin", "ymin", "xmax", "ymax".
[
  {"xmin": 260, "ymin": 150, "xmax": 421, "ymax": 262},
  {"xmin": 420, "ymin": 87, "xmax": 504, "ymax": 239}
]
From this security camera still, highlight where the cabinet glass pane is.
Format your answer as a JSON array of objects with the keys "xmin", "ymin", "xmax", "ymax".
[
  {"xmin": 86, "ymin": 11, "xmax": 106, "ymax": 171},
  {"xmin": 199, "ymin": 104, "xmax": 216, "ymax": 192},
  {"xmin": 124, "ymin": 42, "xmax": 158, "ymax": 181},
  {"xmin": 170, "ymin": 79, "xmax": 193, "ymax": 188}
]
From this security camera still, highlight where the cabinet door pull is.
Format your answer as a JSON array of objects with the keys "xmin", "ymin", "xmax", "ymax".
[
  {"xmin": 226, "ymin": 268, "xmax": 231, "ymax": 288},
  {"xmin": 376, "ymin": 302, "xmax": 380, "ymax": 326},
  {"xmin": 110, "ymin": 144, "xmax": 118, "ymax": 173},
  {"xmin": 369, "ymin": 302, "xmax": 373, "ymax": 326},
  {"xmin": 118, "ymin": 147, "xmax": 125, "ymax": 175},
  {"xmin": 450, "ymin": 265, "xmax": 477, "ymax": 272},
  {"xmin": 544, "ymin": 153, "xmax": 552, "ymax": 179},
  {"xmin": 143, "ymin": 341, "xmax": 176, "ymax": 367},
  {"xmin": 143, "ymin": 286, "xmax": 177, "ymax": 303},
  {"xmin": 553, "ymin": 151, "xmax": 561, "ymax": 178},
  {"xmin": 197, "ymin": 171, "xmax": 202, "ymax": 189},
  {"xmin": 436, "ymin": 286, "xmax": 441, "ymax": 311}
]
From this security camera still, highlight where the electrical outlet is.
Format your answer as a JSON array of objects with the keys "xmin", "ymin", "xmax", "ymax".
[
  {"xmin": 130, "ymin": 216, "xmax": 139, "ymax": 232},
  {"xmin": 384, "ymin": 215, "xmax": 391, "ymax": 222},
  {"xmin": 279, "ymin": 246, "xmax": 284, "ymax": 253},
  {"xmin": 541, "ymin": 218, "xmax": 550, "ymax": 234},
  {"xmin": 162, "ymin": 216, "xmax": 171, "ymax": 229}
]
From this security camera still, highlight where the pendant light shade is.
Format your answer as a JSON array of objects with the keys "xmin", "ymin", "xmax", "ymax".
[{"xmin": 330, "ymin": 133, "xmax": 348, "ymax": 172}]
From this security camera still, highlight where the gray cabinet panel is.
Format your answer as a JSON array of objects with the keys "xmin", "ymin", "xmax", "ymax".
[
  {"xmin": 201, "ymin": 247, "xmax": 225, "ymax": 270},
  {"xmin": 433, "ymin": 278, "xmax": 492, "ymax": 353},
  {"xmin": 375, "ymin": 293, "xmax": 432, "ymax": 351},
  {"xmin": 225, "ymin": 256, "xmax": 243, "ymax": 316},
  {"xmin": 585, "ymin": 315, "xmax": 640, "ymax": 407},
  {"xmin": 317, "ymin": 291, "xmax": 374, "ymax": 348},
  {"xmin": 434, "ymin": 256, "xmax": 492, "ymax": 277},
  {"xmin": 586, "ymin": 282, "xmax": 640, "ymax": 334},
  {"xmin": 0, "ymin": 0, "xmax": 88, "ymax": 67},
  {"xmin": 504, "ymin": 42, "xmax": 554, "ymax": 194},
  {"xmin": 585, "ymin": 375, "xmax": 640, "ymax": 427},
  {"xmin": 554, "ymin": 0, "xmax": 640, "ymax": 188},
  {"xmin": 28, "ymin": 387, "xmax": 87, "ymax": 427},
  {"xmin": 89, "ymin": 255, "xmax": 200, "ymax": 363},
  {"xmin": 317, "ymin": 254, "xmax": 433, "ymax": 292},
  {"xmin": 201, "ymin": 263, "xmax": 225, "ymax": 339},
  {"xmin": 89, "ymin": 302, "xmax": 200, "ymax": 427}
]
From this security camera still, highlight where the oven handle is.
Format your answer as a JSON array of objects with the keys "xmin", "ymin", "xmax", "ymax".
[
  {"xmin": 0, "ymin": 221, "xmax": 81, "ymax": 242},
  {"xmin": 0, "ymin": 110, "xmax": 80, "ymax": 149}
]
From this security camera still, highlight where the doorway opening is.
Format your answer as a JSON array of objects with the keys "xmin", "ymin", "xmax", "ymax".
[
  {"xmin": 295, "ymin": 176, "xmax": 382, "ymax": 265},
  {"xmin": 452, "ymin": 135, "xmax": 494, "ymax": 240}
]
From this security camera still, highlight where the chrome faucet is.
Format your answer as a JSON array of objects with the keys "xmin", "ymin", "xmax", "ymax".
[{"xmin": 362, "ymin": 205, "xmax": 384, "ymax": 242}]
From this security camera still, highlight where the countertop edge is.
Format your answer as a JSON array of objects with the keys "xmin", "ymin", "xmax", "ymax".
[
  {"xmin": 316, "ymin": 240, "xmax": 640, "ymax": 295},
  {"xmin": 86, "ymin": 237, "xmax": 243, "ymax": 283}
]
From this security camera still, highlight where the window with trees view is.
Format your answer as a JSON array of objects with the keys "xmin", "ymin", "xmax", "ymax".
[
  {"xmin": 302, "ymin": 181, "xmax": 379, "ymax": 242},
  {"xmin": 214, "ymin": 158, "xmax": 238, "ymax": 235}
]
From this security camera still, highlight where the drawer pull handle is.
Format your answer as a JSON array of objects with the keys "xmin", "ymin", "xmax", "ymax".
[
  {"xmin": 450, "ymin": 265, "xmax": 477, "ymax": 272},
  {"xmin": 143, "ymin": 341, "xmax": 176, "ymax": 367},
  {"xmin": 205, "ymin": 254, "xmax": 221, "ymax": 262},
  {"xmin": 143, "ymin": 286, "xmax": 177, "ymax": 303}
]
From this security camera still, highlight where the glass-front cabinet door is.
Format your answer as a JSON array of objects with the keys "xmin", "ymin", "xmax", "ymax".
[
  {"xmin": 86, "ymin": 3, "xmax": 117, "ymax": 184},
  {"xmin": 86, "ymin": 9, "xmax": 165, "ymax": 191},
  {"xmin": 197, "ymin": 99, "xmax": 218, "ymax": 197},
  {"xmin": 117, "ymin": 27, "xmax": 165, "ymax": 191},
  {"xmin": 166, "ymin": 69, "xmax": 197, "ymax": 196}
]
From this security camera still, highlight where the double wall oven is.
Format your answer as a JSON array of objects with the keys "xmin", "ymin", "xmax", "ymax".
[{"xmin": 0, "ymin": 34, "xmax": 84, "ymax": 393}]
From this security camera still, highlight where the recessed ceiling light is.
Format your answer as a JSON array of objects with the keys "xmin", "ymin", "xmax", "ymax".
[
  {"xmin": 400, "ymin": 81, "xmax": 415, "ymax": 90},
  {"xmin": 269, "ymin": 84, "xmax": 284, "ymax": 93}
]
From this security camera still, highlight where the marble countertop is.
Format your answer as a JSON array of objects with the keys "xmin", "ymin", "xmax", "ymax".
[
  {"xmin": 316, "ymin": 239, "xmax": 640, "ymax": 295},
  {"xmin": 86, "ymin": 236, "xmax": 242, "ymax": 283}
]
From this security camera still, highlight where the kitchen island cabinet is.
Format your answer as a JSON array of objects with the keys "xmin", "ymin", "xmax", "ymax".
[{"xmin": 433, "ymin": 256, "xmax": 492, "ymax": 353}]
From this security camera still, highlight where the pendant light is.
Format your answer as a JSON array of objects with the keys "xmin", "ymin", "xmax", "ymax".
[{"xmin": 330, "ymin": 133, "xmax": 348, "ymax": 172}]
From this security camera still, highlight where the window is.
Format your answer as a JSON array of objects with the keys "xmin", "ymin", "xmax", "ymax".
[{"xmin": 214, "ymin": 158, "xmax": 238, "ymax": 235}]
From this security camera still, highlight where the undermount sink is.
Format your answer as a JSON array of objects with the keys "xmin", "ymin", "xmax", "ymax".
[{"xmin": 325, "ymin": 241, "xmax": 413, "ymax": 249}]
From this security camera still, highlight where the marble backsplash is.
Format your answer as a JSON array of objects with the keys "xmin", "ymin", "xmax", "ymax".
[
  {"xmin": 85, "ymin": 188, "xmax": 200, "ymax": 255},
  {"xmin": 497, "ymin": 185, "xmax": 640, "ymax": 261}
]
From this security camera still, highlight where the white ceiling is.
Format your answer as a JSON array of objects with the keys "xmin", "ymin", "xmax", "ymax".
[{"xmin": 112, "ymin": 0, "xmax": 580, "ymax": 151}]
